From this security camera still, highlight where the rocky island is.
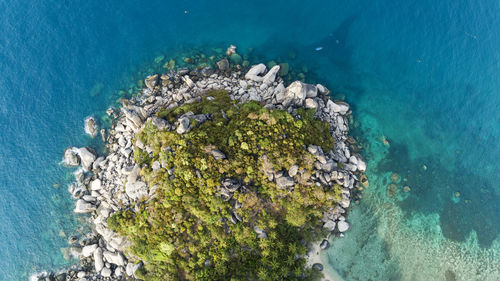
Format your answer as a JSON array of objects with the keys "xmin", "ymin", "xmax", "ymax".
[{"xmin": 35, "ymin": 46, "xmax": 366, "ymax": 281}]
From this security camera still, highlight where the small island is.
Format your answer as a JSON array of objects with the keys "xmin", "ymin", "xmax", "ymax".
[{"xmin": 36, "ymin": 47, "xmax": 366, "ymax": 281}]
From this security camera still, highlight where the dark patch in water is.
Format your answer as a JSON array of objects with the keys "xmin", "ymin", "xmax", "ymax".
[{"xmin": 377, "ymin": 140, "xmax": 499, "ymax": 247}]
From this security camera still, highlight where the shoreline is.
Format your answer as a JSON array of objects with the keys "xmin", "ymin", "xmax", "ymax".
[{"xmin": 35, "ymin": 45, "xmax": 365, "ymax": 280}]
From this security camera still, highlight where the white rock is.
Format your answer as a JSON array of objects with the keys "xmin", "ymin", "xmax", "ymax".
[
  {"xmin": 81, "ymin": 244, "xmax": 98, "ymax": 257},
  {"xmin": 126, "ymin": 262, "xmax": 141, "ymax": 277},
  {"xmin": 288, "ymin": 164, "xmax": 299, "ymax": 177},
  {"xmin": 103, "ymin": 251, "xmax": 125, "ymax": 266},
  {"xmin": 245, "ymin": 64, "xmax": 266, "ymax": 82},
  {"xmin": 337, "ymin": 220, "xmax": 350, "ymax": 232},
  {"xmin": 262, "ymin": 65, "xmax": 280, "ymax": 85},
  {"xmin": 101, "ymin": 267, "xmax": 112, "ymax": 277},
  {"xmin": 74, "ymin": 199, "xmax": 95, "ymax": 213},
  {"xmin": 94, "ymin": 247, "xmax": 104, "ymax": 272},
  {"xmin": 90, "ymin": 179, "xmax": 102, "ymax": 191}
]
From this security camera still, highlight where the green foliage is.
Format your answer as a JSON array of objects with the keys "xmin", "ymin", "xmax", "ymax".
[{"xmin": 109, "ymin": 91, "xmax": 336, "ymax": 280}]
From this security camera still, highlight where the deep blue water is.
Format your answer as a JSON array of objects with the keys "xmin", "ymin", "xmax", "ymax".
[{"xmin": 0, "ymin": 1, "xmax": 499, "ymax": 280}]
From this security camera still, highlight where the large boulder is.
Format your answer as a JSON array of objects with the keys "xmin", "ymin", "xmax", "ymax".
[
  {"xmin": 62, "ymin": 147, "xmax": 80, "ymax": 166},
  {"xmin": 276, "ymin": 176, "xmax": 295, "ymax": 189},
  {"xmin": 126, "ymin": 181, "xmax": 148, "ymax": 200},
  {"xmin": 76, "ymin": 147, "xmax": 96, "ymax": 171},
  {"xmin": 337, "ymin": 220, "xmax": 350, "ymax": 232},
  {"xmin": 327, "ymin": 100, "xmax": 349, "ymax": 115},
  {"xmin": 277, "ymin": 81, "xmax": 317, "ymax": 107},
  {"xmin": 103, "ymin": 251, "xmax": 125, "ymax": 266},
  {"xmin": 84, "ymin": 116, "xmax": 98, "ymax": 138},
  {"xmin": 323, "ymin": 220, "xmax": 336, "ymax": 231},
  {"xmin": 245, "ymin": 64, "xmax": 267, "ymax": 82},
  {"xmin": 81, "ymin": 244, "xmax": 98, "ymax": 257},
  {"xmin": 262, "ymin": 65, "xmax": 280, "ymax": 85},
  {"xmin": 176, "ymin": 117, "xmax": 191, "ymax": 134}
]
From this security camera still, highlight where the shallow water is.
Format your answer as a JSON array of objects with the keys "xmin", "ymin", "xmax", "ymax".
[{"xmin": 0, "ymin": 0, "xmax": 498, "ymax": 280}]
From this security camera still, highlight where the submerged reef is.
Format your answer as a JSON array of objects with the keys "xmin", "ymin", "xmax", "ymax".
[{"xmin": 36, "ymin": 46, "xmax": 365, "ymax": 281}]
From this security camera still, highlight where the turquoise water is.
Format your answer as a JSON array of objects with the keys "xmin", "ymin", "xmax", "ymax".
[{"xmin": 0, "ymin": 0, "xmax": 499, "ymax": 280}]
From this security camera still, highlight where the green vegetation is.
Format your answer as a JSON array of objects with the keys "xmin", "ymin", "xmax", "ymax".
[{"xmin": 109, "ymin": 90, "xmax": 340, "ymax": 280}]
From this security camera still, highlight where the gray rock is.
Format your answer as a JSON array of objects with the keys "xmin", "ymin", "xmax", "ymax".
[
  {"xmin": 279, "ymin": 81, "xmax": 316, "ymax": 107},
  {"xmin": 125, "ymin": 181, "xmax": 148, "ymax": 200},
  {"xmin": 74, "ymin": 199, "xmax": 95, "ymax": 213},
  {"xmin": 176, "ymin": 117, "xmax": 191, "ymax": 134},
  {"xmin": 216, "ymin": 58, "xmax": 229, "ymax": 71},
  {"xmin": 323, "ymin": 220, "xmax": 336, "ymax": 231},
  {"xmin": 81, "ymin": 244, "xmax": 98, "ymax": 257},
  {"xmin": 150, "ymin": 116, "xmax": 170, "ymax": 130},
  {"xmin": 337, "ymin": 220, "xmax": 350, "ymax": 232},
  {"xmin": 262, "ymin": 65, "xmax": 280, "ymax": 85},
  {"xmin": 84, "ymin": 116, "xmax": 98, "ymax": 138},
  {"xmin": 63, "ymin": 147, "xmax": 80, "ymax": 166},
  {"xmin": 327, "ymin": 99, "xmax": 349, "ymax": 115},
  {"xmin": 276, "ymin": 176, "xmax": 295, "ymax": 189},
  {"xmin": 145, "ymin": 74, "xmax": 158, "ymax": 91},
  {"xmin": 209, "ymin": 149, "xmax": 226, "ymax": 160},
  {"xmin": 103, "ymin": 251, "xmax": 125, "ymax": 266},
  {"xmin": 288, "ymin": 164, "xmax": 299, "ymax": 177},
  {"xmin": 94, "ymin": 247, "xmax": 104, "ymax": 272},
  {"xmin": 245, "ymin": 64, "xmax": 266, "ymax": 82}
]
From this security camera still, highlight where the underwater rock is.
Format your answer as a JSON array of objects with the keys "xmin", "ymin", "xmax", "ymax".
[
  {"xmin": 216, "ymin": 58, "xmax": 229, "ymax": 71},
  {"xmin": 386, "ymin": 183, "xmax": 398, "ymax": 198},
  {"xmin": 226, "ymin": 44, "xmax": 236, "ymax": 56},
  {"xmin": 279, "ymin": 62, "xmax": 289, "ymax": 76},
  {"xmin": 230, "ymin": 53, "xmax": 242, "ymax": 65},
  {"xmin": 84, "ymin": 116, "xmax": 98, "ymax": 138},
  {"xmin": 144, "ymin": 74, "xmax": 158, "ymax": 91}
]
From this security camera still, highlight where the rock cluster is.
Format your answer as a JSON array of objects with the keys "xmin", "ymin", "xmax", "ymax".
[{"xmin": 39, "ymin": 48, "xmax": 365, "ymax": 280}]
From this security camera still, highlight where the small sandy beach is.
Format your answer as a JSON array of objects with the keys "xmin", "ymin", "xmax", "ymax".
[{"xmin": 307, "ymin": 240, "xmax": 346, "ymax": 281}]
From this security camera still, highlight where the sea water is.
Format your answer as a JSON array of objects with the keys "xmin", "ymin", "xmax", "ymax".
[{"xmin": 0, "ymin": 0, "xmax": 498, "ymax": 280}]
